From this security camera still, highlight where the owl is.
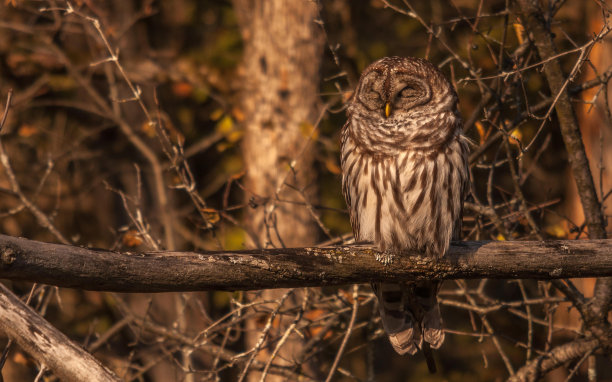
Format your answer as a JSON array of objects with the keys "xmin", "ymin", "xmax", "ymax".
[{"xmin": 340, "ymin": 57, "xmax": 469, "ymax": 371}]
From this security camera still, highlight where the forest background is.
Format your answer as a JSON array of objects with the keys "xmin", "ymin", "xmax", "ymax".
[{"xmin": 1, "ymin": 0, "xmax": 612, "ymax": 381}]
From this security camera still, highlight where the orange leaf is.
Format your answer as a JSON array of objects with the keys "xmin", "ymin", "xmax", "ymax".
[
  {"xmin": 18, "ymin": 124, "xmax": 38, "ymax": 138},
  {"xmin": 513, "ymin": 23, "xmax": 525, "ymax": 45},
  {"xmin": 231, "ymin": 106, "xmax": 246, "ymax": 122},
  {"xmin": 475, "ymin": 121, "xmax": 491, "ymax": 145},
  {"xmin": 325, "ymin": 157, "xmax": 342, "ymax": 175},
  {"xmin": 141, "ymin": 122, "xmax": 156, "ymax": 138},
  {"xmin": 122, "ymin": 230, "xmax": 143, "ymax": 247},
  {"xmin": 172, "ymin": 82, "xmax": 193, "ymax": 98},
  {"xmin": 201, "ymin": 208, "xmax": 220, "ymax": 225}
]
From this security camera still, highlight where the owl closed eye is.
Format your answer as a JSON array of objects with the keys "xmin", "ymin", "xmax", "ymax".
[
  {"xmin": 392, "ymin": 76, "xmax": 431, "ymax": 110},
  {"xmin": 356, "ymin": 71, "xmax": 386, "ymax": 111}
]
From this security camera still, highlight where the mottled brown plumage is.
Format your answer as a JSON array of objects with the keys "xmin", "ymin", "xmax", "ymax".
[{"xmin": 340, "ymin": 57, "xmax": 469, "ymax": 369}]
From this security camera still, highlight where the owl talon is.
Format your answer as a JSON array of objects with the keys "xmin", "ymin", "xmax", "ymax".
[{"xmin": 375, "ymin": 252, "xmax": 395, "ymax": 265}]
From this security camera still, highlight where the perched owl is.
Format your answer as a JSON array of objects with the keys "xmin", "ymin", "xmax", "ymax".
[{"xmin": 340, "ymin": 56, "xmax": 469, "ymax": 371}]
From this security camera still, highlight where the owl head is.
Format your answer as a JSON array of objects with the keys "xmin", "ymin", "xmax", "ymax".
[{"xmin": 347, "ymin": 56, "xmax": 460, "ymax": 152}]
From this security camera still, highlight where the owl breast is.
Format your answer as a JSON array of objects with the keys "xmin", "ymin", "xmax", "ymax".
[{"xmin": 341, "ymin": 118, "xmax": 468, "ymax": 257}]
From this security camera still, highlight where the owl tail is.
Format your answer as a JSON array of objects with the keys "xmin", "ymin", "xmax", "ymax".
[{"xmin": 373, "ymin": 281, "xmax": 444, "ymax": 373}]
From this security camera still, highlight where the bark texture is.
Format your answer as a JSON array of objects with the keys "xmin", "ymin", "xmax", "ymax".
[
  {"xmin": 1, "ymin": 234, "xmax": 612, "ymax": 292},
  {"xmin": 0, "ymin": 283, "xmax": 120, "ymax": 382},
  {"xmin": 232, "ymin": 1, "xmax": 325, "ymax": 380},
  {"xmin": 233, "ymin": 0, "xmax": 323, "ymax": 250}
]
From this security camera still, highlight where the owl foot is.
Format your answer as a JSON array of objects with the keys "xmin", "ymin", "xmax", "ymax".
[{"xmin": 375, "ymin": 252, "xmax": 395, "ymax": 265}]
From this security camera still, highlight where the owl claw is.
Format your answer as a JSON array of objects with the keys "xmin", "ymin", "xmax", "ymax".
[{"xmin": 375, "ymin": 252, "xmax": 395, "ymax": 265}]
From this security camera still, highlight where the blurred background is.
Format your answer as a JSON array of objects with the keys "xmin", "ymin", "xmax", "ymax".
[{"xmin": 1, "ymin": 0, "xmax": 612, "ymax": 381}]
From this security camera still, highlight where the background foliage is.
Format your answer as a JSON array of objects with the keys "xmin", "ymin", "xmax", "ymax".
[{"xmin": 1, "ymin": 0, "xmax": 612, "ymax": 381}]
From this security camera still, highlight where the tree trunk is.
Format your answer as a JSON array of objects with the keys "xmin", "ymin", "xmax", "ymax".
[{"xmin": 233, "ymin": 1, "xmax": 324, "ymax": 380}]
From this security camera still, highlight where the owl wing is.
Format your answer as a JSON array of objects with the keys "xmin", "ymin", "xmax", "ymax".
[
  {"xmin": 453, "ymin": 135, "xmax": 471, "ymax": 242},
  {"xmin": 340, "ymin": 120, "xmax": 360, "ymax": 237}
]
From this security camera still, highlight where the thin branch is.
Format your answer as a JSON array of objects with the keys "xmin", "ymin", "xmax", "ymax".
[
  {"xmin": 325, "ymin": 284, "xmax": 359, "ymax": 382},
  {"xmin": 0, "ymin": 91, "xmax": 70, "ymax": 245}
]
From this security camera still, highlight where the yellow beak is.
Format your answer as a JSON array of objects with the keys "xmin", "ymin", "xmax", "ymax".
[{"xmin": 384, "ymin": 102, "xmax": 391, "ymax": 118}]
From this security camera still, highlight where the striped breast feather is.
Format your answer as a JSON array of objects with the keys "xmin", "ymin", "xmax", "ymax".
[{"xmin": 341, "ymin": 131, "xmax": 467, "ymax": 256}]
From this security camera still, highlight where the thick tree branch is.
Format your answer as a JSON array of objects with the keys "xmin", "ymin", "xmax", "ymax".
[
  {"xmin": 0, "ymin": 283, "xmax": 120, "ymax": 382},
  {"xmin": 517, "ymin": 0, "xmax": 612, "ymax": 336},
  {"xmin": 0, "ymin": 235, "xmax": 612, "ymax": 292},
  {"xmin": 517, "ymin": 0, "xmax": 606, "ymax": 240}
]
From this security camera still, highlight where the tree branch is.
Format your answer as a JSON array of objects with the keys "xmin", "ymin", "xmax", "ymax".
[
  {"xmin": 508, "ymin": 338, "xmax": 599, "ymax": 382},
  {"xmin": 517, "ymin": 0, "xmax": 612, "ymax": 328},
  {"xmin": 0, "ymin": 235, "xmax": 612, "ymax": 292},
  {"xmin": 516, "ymin": 0, "xmax": 606, "ymax": 238},
  {"xmin": 0, "ymin": 283, "xmax": 120, "ymax": 382}
]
